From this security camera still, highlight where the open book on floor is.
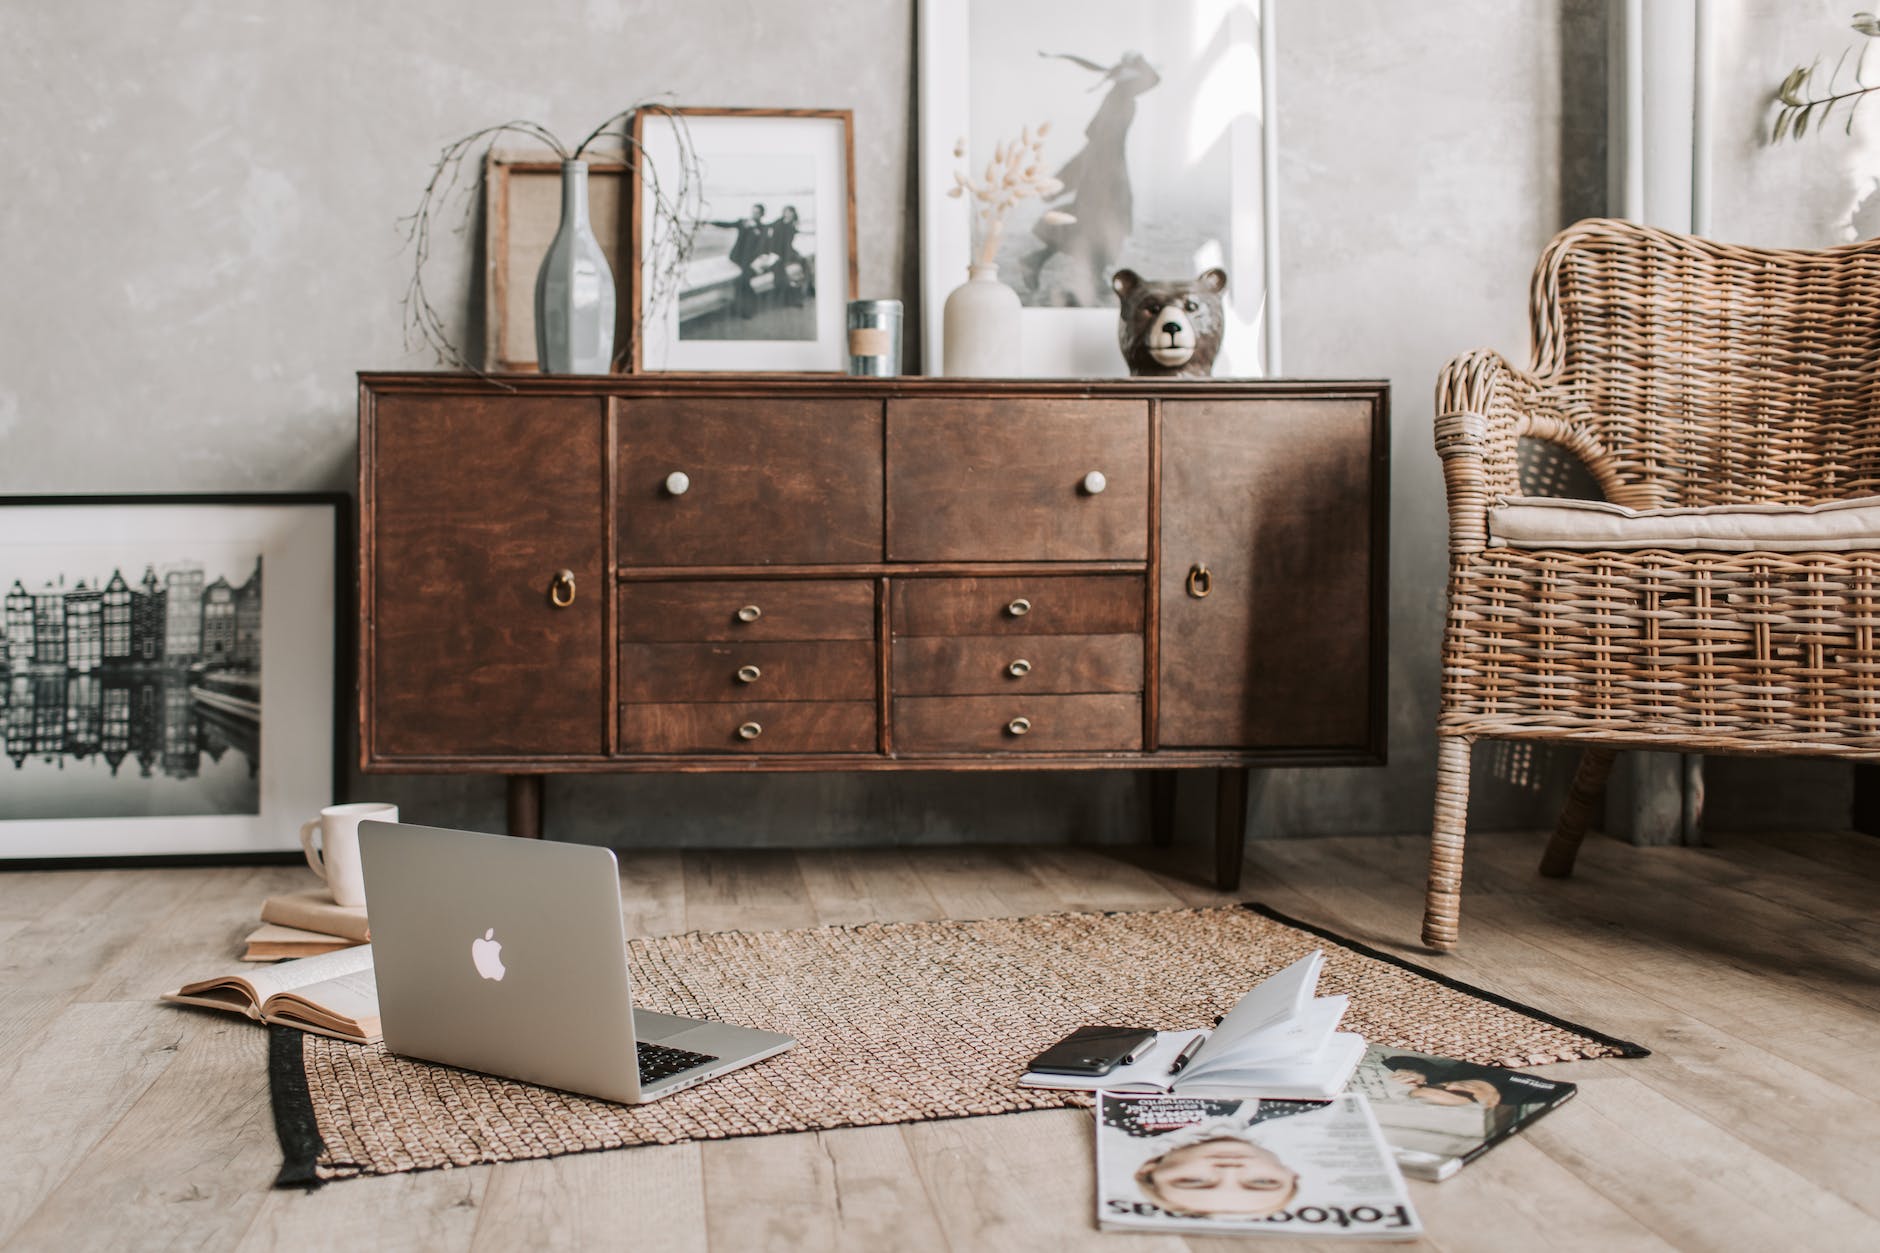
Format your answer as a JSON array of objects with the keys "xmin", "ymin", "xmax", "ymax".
[
  {"xmin": 1019, "ymin": 950, "xmax": 1364, "ymax": 1101},
  {"xmin": 163, "ymin": 944, "xmax": 381, "ymax": 1044},
  {"xmin": 1347, "ymin": 1045, "xmax": 1577, "ymax": 1181}
]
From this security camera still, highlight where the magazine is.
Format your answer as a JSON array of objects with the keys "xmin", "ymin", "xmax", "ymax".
[
  {"xmin": 1347, "ymin": 1045, "xmax": 1577, "ymax": 1181},
  {"xmin": 1095, "ymin": 1093, "xmax": 1421, "ymax": 1239}
]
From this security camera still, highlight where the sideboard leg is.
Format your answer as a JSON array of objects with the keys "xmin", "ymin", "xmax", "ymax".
[
  {"xmin": 1148, "ymin": 770, "xmax": 1178, "ymax": 847},
  {"xmin": 1213, "ymin": 767, "xmax": 1250, "ymax": 892},
  {"xmin": 506, "ymin": 774, "xmax": 545, "ymax": 839}
]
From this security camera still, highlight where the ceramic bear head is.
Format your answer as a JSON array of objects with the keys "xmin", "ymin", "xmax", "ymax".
[{"xmin": 1113, "ymin": 268, "xmax": 1228, "ymax": 378}]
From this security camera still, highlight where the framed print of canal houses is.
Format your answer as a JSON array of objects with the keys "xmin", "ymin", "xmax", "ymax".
[{"xmin": 0, "ymin": 495, "xmax": 344, "ymax": 862}]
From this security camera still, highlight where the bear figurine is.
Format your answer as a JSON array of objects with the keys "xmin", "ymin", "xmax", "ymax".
[{"xmin": 1113, "ymin": 267, "xmax": 1227, "ymax": 378}]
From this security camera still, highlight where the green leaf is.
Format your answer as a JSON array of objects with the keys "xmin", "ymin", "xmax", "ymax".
[
  {"xmin": 1853, "ymin": 12, "xmax": 1880, "ymax": 36},
  {"xmin": 1796, "ymin": 104, "xmax": 1812, "ymax": 138}
]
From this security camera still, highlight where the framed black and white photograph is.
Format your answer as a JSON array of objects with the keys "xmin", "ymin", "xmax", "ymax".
[
  {"xmin": 0, "ymin": 495, "xmax": 343, "ymax": 862},
  {"xmin": 919, "ymin": 0, "xmax": 1279, "ymax": 377},
  {"xmin": 631, "ymin": 107, "xmax": 857, "ymax": 372}
]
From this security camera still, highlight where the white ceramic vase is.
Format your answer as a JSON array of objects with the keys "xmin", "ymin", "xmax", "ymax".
[
  {"xmin": 534, "ymin": 160, "xmax": 616, "ymax": 374},
  {"xmin": 942, "ymin": 264, "xmax": 1021, "ymax": 377}
]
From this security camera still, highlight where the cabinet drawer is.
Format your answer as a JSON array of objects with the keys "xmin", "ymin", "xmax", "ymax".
[
  {"xmin": 618, "ymin": 701, "xmax": 876, "ymax": 754},
  {"xmin": 618, "ymin": 397, "xmax": 883, "ymax": 565},
  {"xmin": 886, "ymin": 398, "xmax": 1148, "ymax": 560},
  {"xmin": 894, "ymin": 635, "xmax": 1142, "ymax": 696},
  {"xmin": 893, "ymin": 694, "xmax": 1142, "ymax": 753},
  {"xmin": 620, "ymin": 580, "xmax": 875, "ymax": 642},
  {"xmin": 891, "ymin": 576, "xmax": 1143, "ymax": 637},
  {"xmin": 620, "ymin": 641, "xmax": 875, "ymax": 703}
]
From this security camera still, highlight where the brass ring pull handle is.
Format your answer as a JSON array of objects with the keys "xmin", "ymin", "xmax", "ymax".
[
  {"xmin": 736, "ymin": 604, "xmax": 763, "ymax": 623},
  {"xmin": 1186, "ymin": 564, "xmax": 1213, "ymax": 599},
  {"xmin": 1007, "ymin": 658, "xmax": 1032, "ymax": 678},
  {"xmin": 1006, "ymin": 598, "xmax": 1032, "ymax": 618},
  {"xmin": 549, "ymin": 569, "xmax": 577, "ymax": 608},
  {"xmin": 737, "ymin": 721, "xmax": 763, "ymax": 741},
  {"xmin": 1006, "ymin": 716, "xmax": 1032, "ymax": 736},
  {"xmin": 736, "ymin": 664, "xmax": 762, "ymax": 684}
]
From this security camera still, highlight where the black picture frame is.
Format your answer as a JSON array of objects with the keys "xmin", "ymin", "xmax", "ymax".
[{"xmin": 0, "ymin": 493, "xmax": 349, "ymax": 866}]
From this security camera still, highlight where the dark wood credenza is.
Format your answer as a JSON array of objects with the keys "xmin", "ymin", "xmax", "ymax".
[{"xmin": 356, "ymin": 374, "xmax": 1389, "ymax": 887}]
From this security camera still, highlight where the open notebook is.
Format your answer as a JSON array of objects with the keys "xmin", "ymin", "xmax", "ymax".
[{"xmin": 1020, "ymin": 950, "xmax": 1363, "ymax": 1100}]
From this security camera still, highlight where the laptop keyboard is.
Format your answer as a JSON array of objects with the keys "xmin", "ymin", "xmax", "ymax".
[{"xmin": 638, "ymin": 1041, "xmax": 719, "ymax": 1083}]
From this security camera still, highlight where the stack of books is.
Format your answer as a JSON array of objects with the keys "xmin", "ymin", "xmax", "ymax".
[{"xmin": 240, "ymin": 889, "xmax": 370, "ymax": 961}]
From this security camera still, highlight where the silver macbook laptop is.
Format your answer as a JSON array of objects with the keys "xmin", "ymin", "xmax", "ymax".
[{"xmin": 357, "ymin": 821, "xmax": 793, "ymax": 1104}]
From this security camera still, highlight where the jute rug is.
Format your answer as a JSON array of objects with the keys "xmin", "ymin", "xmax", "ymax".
[{"xmin": 271, "ymin": 903, "xmax": 1645, "ymax": 1185}]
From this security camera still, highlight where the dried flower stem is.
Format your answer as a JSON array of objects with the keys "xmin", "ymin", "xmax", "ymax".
[
  {"xmin": 947, "ymin": 123, "xmax": 1070, "ymax": 272},
  {"xmin": 399, "ymin": 100, "xmax": 701, "ymax": 373}
]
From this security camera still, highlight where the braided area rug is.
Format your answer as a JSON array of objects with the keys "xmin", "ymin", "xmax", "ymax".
[{"xmin": 272, "ymin": 902, "xmax": 1644, "ymax": 1184}]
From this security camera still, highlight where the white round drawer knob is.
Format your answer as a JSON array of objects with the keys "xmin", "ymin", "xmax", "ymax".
[
  {"xmin": 738, "ymin": 721, "xmax": 763, "ymax": 741},
  {"xmin": 1082, "ymin": 470, "xmax": 1107, "ymax": 495},
  {"xmin": 665, "ymin": 471, "xmax": 691, "ymax": 496}
]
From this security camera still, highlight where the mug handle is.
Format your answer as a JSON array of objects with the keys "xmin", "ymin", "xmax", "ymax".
[{"xmin": 299, "ymin": 819, "xmax": 328, "ymax": 883}]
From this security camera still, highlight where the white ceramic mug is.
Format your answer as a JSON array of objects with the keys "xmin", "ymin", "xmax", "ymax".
[{"xmin": 299, "ymin": 802, "xmax": 397, "ymax": 907}]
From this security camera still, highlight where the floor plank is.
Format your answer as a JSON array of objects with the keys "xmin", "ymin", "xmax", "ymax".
[{"xmin": 5, "ymin": 830, "xmax": 1877, "ymax": 1250}]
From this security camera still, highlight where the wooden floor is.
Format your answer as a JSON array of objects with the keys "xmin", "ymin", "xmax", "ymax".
[{"xmin": 2, "ymin": 826, "xmax": 1877, "ymax": 1252}]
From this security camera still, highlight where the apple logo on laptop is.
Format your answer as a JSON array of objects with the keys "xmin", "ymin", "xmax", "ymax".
[{"xmin": 471, "ymin": 928, "xmax": 506, "ymax": 981}]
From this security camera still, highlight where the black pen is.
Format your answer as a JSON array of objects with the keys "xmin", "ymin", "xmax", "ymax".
[{"xmin": 1166, "ymin": 1035, "xmax": 1206, "ymax": 1078}]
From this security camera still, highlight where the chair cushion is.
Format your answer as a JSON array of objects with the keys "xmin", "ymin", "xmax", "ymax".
[{"xmin": 1487, "ymin": 494, "xmax": 1880, "ymax": 551}]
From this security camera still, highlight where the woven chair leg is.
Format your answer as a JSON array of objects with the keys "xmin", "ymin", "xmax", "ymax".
[
  {"xmin": 1539, "ymin": 746, "xmax": 1617, "ymax": 879},
  {"xmin": 1422, "ymin": 736, "xmax": 1472, "ymax": 951}
]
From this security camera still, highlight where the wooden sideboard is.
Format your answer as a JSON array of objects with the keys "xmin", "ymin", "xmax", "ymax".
[{"xmin": 357, "ymin": 374, "xmax": 1389, "ymax": 887}]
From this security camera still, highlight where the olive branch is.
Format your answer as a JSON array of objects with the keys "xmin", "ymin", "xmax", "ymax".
[{"xmin": 1772, "ymin": 12, "xmax": 1880, "ymax": 142}]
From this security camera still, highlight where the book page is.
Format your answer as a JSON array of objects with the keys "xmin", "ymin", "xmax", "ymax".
[
  {"xmin": 1190, "ymin": 949, "xmax": 1322, "ymax": 1069},
  {"xmin": 268, "ymin": 964, "xmax": 380, "ymax": 1025}
]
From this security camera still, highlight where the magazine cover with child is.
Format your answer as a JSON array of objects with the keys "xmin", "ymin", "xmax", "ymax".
[{"xmin": 1095, "ymin": 1093, "xmax": 1422, "ymax": 1239}]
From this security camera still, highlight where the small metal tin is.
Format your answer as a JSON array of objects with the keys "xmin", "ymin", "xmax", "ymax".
[{"xmin": 846, "ymin": 299, "xmax": 903, "ymax": 377}]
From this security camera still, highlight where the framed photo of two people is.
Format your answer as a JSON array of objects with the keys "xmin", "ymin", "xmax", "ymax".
[{"xmin": 630, "ymin": 107, "xmax": 858, "ymax": 373}]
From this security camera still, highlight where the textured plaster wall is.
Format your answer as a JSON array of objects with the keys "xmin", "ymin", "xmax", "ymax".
[{"xmin": 11, "ymin": 1, "xmax": 1828, "ymax": 850}]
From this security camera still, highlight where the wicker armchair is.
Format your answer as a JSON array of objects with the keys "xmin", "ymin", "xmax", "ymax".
[{"xmin": 1425, "ymin": 218, "xmax": 1880, "ymax": 950}]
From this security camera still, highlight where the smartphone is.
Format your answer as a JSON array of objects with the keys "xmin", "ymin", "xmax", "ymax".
[{"xmin": 1027, "ymin": 1026, "xmax": 1158, "ymax": 1077}]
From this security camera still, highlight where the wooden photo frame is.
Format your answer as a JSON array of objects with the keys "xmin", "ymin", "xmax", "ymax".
[
  {"xmin": 630, "ymin": 107, "xmax": 858, "ymax": 372},
  {"xmin": 0, "ymin": 494, "xmax": 346, "ymax": 863},
  {"xmin": 482, "ymin": 154, "xmax": 632, "ymax": 373}
]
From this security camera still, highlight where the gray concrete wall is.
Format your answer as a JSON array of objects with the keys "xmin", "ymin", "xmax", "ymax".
[{"xmin": 6, "ymin": 1, "xmax": 1838, "ymax": 850}]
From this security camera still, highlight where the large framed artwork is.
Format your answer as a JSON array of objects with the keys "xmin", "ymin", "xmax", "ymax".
[
  {"xmin": 0, "ymin": 495, "xmax": 345, "ymax": 862},
  {"xmin": 630, "ymin": 107, "xmax": 858, "ymax": 372},
  {"xmin": 918, "ymin": 0, "xmax": 1280, "ymax": 377}
]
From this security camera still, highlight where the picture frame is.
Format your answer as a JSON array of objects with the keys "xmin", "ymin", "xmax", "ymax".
[
  {"xmin": 0, "ymin": 494, "xmax": 346, "ymax": 864},
  {"xmin": 630, "ymin": 107, "xmax": 858, "ymax": 372},
  {"xmin": 917, "ymin": 0, "xmax": 1281, "ymax": 378},
  {"xmin": 482, "ymin": 153, "xmax": 633, "ymax": 373}
]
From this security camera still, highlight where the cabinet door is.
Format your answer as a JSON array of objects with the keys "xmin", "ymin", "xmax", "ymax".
[
  {"xmin": 1158, "ymin": 398, "xmax": 1381, "ymax": 750},
  {"xmin": 617, "ymin": 397, "xmax": 882, "ymax": 565},
  {"xmin": 886, "ymin": 399, "xmax": 1148, "ymax": 561},
  {"xmin": 366, "ymin": 393, "xmax": 606, "ymax": 759}
]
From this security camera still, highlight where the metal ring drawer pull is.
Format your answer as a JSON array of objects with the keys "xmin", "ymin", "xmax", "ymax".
[
  {"xmin": 1082, "ymin": 470, "xmax": 1107, "ymax": 495},
  {"xmin": 736, "ymin": 664, "xmax": 762, "ymax": 684},
  {"xmin": 737, "ymin": 721, "xmax": 763, "ymax": 741},
  {"xmin": 1007, "ymin": 658, "xmax": 1032, "ymax": 678},
  {"xmin": 1006, "ymin": 598, "xmax": 1031, "ymax": 618},
  {"xmin": 664, "ymin": 470, "xmax": 690, "ymax": 496},
  {"xmin": 1186, "ymin": 564, "xmax": 1212, "ymax": 599},
  {"xmin": 736, "ymin": 604, "xmax": 763, "ymax": 623},
  {"xmin": 549, "ymin": 569, "xmax": 576, "ymax": 608},
  {"xmin": 1006, "ymin": 716, "xmax": 1031, "ymax": 736}
]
